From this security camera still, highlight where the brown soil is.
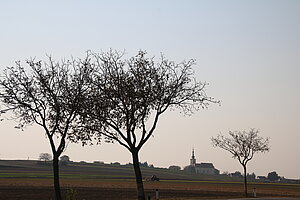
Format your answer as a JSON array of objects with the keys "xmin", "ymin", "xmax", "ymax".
[
  {"xmin": 0, "ymin": 178, "xmax": 299, "ymax": 200},
  {"xmin": 0, "ymin": 186, "xmax": 244, "ymax": 200}
]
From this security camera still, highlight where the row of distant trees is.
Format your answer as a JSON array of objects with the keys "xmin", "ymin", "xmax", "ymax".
[
  {"xmin": 258, "ymin": 171, "xmax": 281, "ymax": 182},
  {"xmin": 39, "ymin": 154, "xmax": 157, "ymax": 168},
  {"xmin": 230, "ymin": 171, "xmax": 281, "ymax": 182},
  {"xmin": 0, "ymin": 50, "xmax": 217, "ymax": 200},
  {"xmin": 38, "ymin": 153, "xmax": 70, "ymax": 165}
]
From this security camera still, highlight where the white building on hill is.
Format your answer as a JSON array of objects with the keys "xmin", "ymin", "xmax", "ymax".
[{"xmin": 189, "ymin": 149, "xmax": 219, "ymax": 175}]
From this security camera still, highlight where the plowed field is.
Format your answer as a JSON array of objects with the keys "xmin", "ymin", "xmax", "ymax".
[{"xmin": 0, "ymin": 178, "xmax": 299, "ymax": 200}]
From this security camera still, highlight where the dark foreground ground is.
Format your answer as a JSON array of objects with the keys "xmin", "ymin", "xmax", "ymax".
[
  {"xmin": 1, "ymin": 178, "xmax": 300, "ymax": 200},
  {"xmin": 0, "ymin": 186, "xmax": 246, "ymax": 200}
]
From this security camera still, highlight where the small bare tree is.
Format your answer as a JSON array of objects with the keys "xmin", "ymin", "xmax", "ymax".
[
  {"xmin": 76, "ymin": 50, "xmax": 218, "ymax": 200},
  {"xmin": 0, "ymin": 56, "xmax": 92, "ymax": 200},
  {"xmin": 39, "ymin": 153, "xmax": 52, "ymax": 162},
  {"xmin": 211, "ymin": 128, "xmax": 270, "ymax": 197}
]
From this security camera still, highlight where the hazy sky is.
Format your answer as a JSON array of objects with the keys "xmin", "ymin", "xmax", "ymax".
[{"xmin": 0, "ymin": 1, "xmax": 299, "ymax": 179}]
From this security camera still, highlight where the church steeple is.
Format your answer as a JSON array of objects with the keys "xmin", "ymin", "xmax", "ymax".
[
  {"xmin": 190, "ymin": 148, "xmax": 196, "ymax": 166},
  {"xmin": 192, "ymin": 148, "xmax": 195, "ymax": 159}
]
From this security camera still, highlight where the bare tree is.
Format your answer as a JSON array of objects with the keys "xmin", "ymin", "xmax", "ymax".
[
  {"xmin": 76, "ymin": 50, "xmax": 218, "ymax": 200},
  {"xmin": 0, "ymin": 56, "xmax": 92, "ymax": 200},
  {"xmin": 211, "ymin": 128, "xmax": 270, "ymax": 197},
  {"xmin": 39, "ymin": 153, "xmax": 52, "ymax": 162}
]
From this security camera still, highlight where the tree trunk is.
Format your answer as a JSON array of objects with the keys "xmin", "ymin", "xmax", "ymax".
[
  {"xmin": 243, "ymin": 164, "xmax": 248, "ymax": 197},
  {"xmin": 131, "ymin": 149, "xmax": 145, "ymax": 200},
  {"xmin": 53, "ymin": 154, "xmax": 62, "ymax": 200}
]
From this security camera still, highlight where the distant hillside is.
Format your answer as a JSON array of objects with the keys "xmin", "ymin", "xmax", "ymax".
[{"xmin": 0, "ymin": 160, "xmax": 236, "ymax": 181}]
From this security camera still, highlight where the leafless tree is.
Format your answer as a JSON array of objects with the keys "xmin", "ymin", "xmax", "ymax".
[
  {"xmin": 39, "ymin": 153, "xmax": 52, "ymax": 162},
  {"xmin": 211, "ymin": 128, "xmax": 270, "ymax": 197},
  {"xmin": 0, "ymin": 56, "xmax": 92, "ymax": 200},
  {"xmin": 76, "ymin": 50, "xmax": 218, "ymax": 200}
]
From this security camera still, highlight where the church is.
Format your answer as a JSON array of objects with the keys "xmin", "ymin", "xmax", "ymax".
[{"xmin": 189, "ymin": 149, "xmax": 220, "ymax": 175}]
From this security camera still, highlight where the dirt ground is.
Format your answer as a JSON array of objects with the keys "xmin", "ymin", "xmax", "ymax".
[
  {"xmin": 0, "ymin": 178, "xmax": 299, "ymax": 200},
  {"xmin": 0, "ymin": 186, "xmax": 244, "ymax": 200}
]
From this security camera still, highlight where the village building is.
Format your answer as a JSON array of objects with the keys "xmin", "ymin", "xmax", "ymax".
[{"xmin": 189, "ymin": 149, "xmax": 220, "ymax": 175}]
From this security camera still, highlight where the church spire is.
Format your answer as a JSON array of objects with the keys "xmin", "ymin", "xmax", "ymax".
[
  {"xmin": 190, "ymin": 148, "xmax": 196, "ymax": 166},
  {"xmin": 192, "ymin": 148, "xmax": 195, "ymax": 158}
]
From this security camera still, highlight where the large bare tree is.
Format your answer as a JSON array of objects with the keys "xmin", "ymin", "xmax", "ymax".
[
  {"xmin": 211, "ymin": 128, "xmax": 270, "ymax": 197},
  {"xmin": 76, "ymin": 50, "xmax": 218, "ymax": 200},
  {"xmin": 0, "ymin": 56, "xmax": 92, "ymax": 200}
]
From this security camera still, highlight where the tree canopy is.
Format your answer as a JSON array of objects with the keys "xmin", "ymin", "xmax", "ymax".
[
  {"xmin": 212, "ymin": 129, "xmax": 270, "ymax": 167},
  {"xmin": 76, "ymin": 50, "xmax": 217, "ymax": 149}
]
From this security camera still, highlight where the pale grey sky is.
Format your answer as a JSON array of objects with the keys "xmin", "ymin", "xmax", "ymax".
[{"xmin": 0, "ymin": 0, "xmax": 299, "ymax": 179}]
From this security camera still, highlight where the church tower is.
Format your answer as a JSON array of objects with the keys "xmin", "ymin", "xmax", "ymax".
[{"xmin": 190, "ymin": 148, "xmax": 196, "ymax": 166}]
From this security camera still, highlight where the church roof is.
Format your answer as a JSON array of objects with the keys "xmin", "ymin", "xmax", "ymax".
[{"xmin": 195, "ymin": 163, "xmax": 215, "ymax": 168}]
